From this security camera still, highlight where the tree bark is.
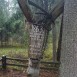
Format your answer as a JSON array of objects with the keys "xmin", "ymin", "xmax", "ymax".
[
  {"xmin": 17, "ymin": 0, "xmax": 33, "ymax": 22},
  {"xmin": 51, "ymin": 0, "xmax": 64, "ymax": 21},
  {"xmin": 52, "ymin": 23, "xmax": 57, "ymax": 62},
  {"xmin": 57, "ymin": 14, "xmax": 63, "ymax": 62},
  {"xmin": 60, "ymin": 0, "xmax": 77, "ymax": 77}
]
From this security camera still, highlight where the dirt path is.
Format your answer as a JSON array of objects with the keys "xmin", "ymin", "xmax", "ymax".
[{"xmin": 0, "ymin": 69, "xmax": 59, "ymax": 77}]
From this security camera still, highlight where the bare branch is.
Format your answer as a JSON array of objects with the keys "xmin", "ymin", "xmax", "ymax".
[
  {"xmin": 51, "ymin": 0, "xmax": 64, "ymax": 21},
  {"xmin": 28, "ymin": 0, "xmax": 49, "ymax": 16},
  {"xmin": 40, "ymin": 0, "xmax": 64, "ymax": 31},
  {"xmin": 17, "ymin": 0, "xmax": 64, "ymax": 25},
  {"xmin": 28, "ymin": 0, "xmax": 64, "ymax": 22},
  {"xmin": 17, "ymin": 0, "xmax": 33, "ymax": 22}
]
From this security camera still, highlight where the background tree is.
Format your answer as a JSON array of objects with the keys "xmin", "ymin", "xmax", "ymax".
[
  {"xmin": 0, "ymin": 0, "xmax": 7, "ymax": 46},
  {"xmin": 0, "ymin": 0, "xmax": 28, "ymax": 47}
]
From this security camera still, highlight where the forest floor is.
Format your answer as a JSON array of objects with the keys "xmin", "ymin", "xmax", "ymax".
[{"xmin": 0, "ymin": 69, "xmax": 59, "ymax": 77}]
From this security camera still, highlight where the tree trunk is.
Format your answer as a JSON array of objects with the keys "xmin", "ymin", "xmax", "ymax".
[
  {"xmin": 27, "ymin": 59, "xmax": 40, "ymax": 77},
  {"xmin": 60, "ymin": 0, "xmax": 77, "ymax": 77},
  {"xmin": 17, "ymin": 0, "xmax": 33, "ymax": 22},
  {"xmin": 1, "ymin": 31, "xmax": 3, "ymax": 47},
  {"xmin": 27, "ymin": 24, "xmax": 47, "ymax": 77},
  {"xmin": 57, "ymin": 14, "xmax": 63, "ymax": 62},
  {"xmin": 52, "ymin": 23, "xmax": 57, "ymax": 62}
]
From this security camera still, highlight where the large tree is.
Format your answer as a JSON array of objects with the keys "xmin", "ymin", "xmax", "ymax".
[
  {"xmin": 60, "ymin": 0, "xmax": 77, "ymax": 77},
  {"xmin": 0, "ymin": 0, "xmax": 7, "ymax": 46},
  {"xmin": 18, "ymin": 0, "xmax": 64, "ymax": 77}
]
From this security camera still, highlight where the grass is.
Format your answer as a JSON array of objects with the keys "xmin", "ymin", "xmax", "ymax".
[
  {"xmin": 0, "ymin": 44, "xmax": 53, "ymax": 61},
  {"xmin": 43, "ymin": 43, "xmax": 53, "ymax": 61},
  {"xmin": 0, "ymin": 46, "xmax": 28, "ymax": 70},
  {"xmin": 0, "ymin": 44, "xmax": 53, "ymax": 70},
  {"xmin": 0, "ymin": 30, "xmax": 55, "ymax": 61},
  {"xmin": 0, "ymin": 32, "xmax": 54, "ymax": 60},
  {"xmin": 0, "ymin": 46, "xmax": 28, "ymax": 59}
]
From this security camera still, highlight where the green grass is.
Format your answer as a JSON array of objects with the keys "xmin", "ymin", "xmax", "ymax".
[
  {"xmin": 0, "ymin": 35, "xmax": 53, "ymax": 60},
  {"xmin": 43, "ymin": 43, "xmax": 53, "ymax": 61},
  {"xmin": 0, "ymin": 45, "xmax": 53, "ymax": 61},
  {"xmin": 0, "ymin": 47, "xmax": 28, "ymax": 70},
  {"xmin": 0, "ymin": 45, "xmax": 53, "ymax": 70},
  {"xmin": 0, "ymin": 47, "xmax": 28, "ymax": 59}
]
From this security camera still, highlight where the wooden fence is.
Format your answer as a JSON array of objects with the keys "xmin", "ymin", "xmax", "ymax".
[{"xmin": 0, "ymin": 55, "xmax": 60, "ymax": 70}]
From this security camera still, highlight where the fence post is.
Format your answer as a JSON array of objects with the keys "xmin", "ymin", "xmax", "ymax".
[{"xmin": 2, "ymin": 55, "xmax": 6, "ymax": 70}]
